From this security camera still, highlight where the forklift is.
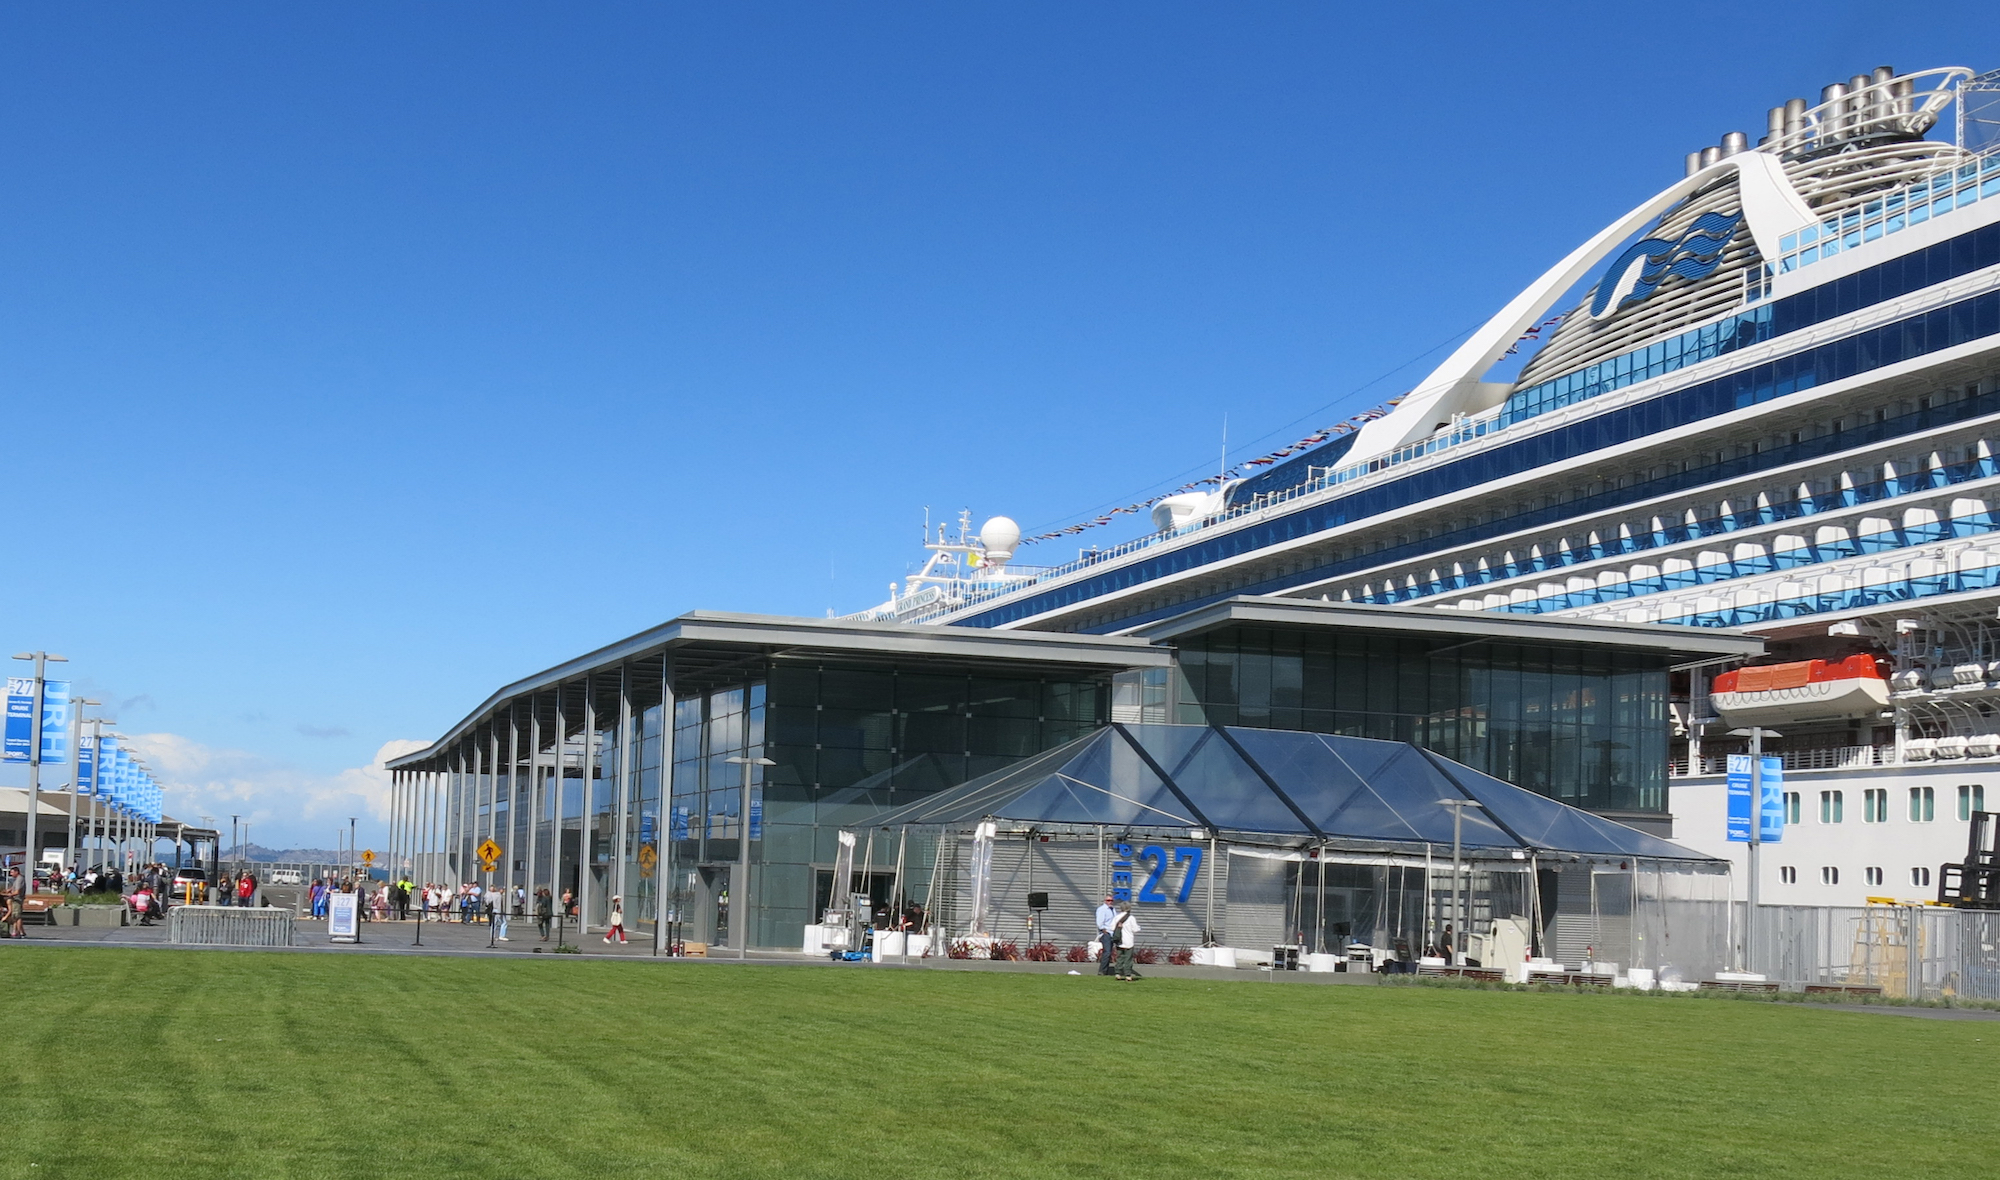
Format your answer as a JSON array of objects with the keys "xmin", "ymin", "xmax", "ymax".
[{"xmin": 1937, "ymin": 811, "xmax": 2000, "ymax": 908}]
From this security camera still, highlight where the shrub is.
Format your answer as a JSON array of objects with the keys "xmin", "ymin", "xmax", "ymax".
[
  {"xmin": 946, "ymin": 940, "xmax": 974, "ymax": 959},
  {"xmin": 1065, "ymin": 944, "xmax": 1096, "ymax": 963},
  {"xmin": 992, "ymin": 940, "xmax": 1022, "ymax": 961},
  {"xmin": 1166, "ymin": 946, "xmax": 1194, "ymax": 966},
  {"xmin": 1134, "ymin": 947, "xmax": 1161, "ymax": 965},
  {"xmin": 1024, "ymin": 941, "xmax": 1059, "ymax": 962}
]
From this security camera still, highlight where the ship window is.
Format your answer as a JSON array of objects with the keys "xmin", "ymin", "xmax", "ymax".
[
  {"xmin": 1958, "ymin": 784, "xmax": 1986, "ymax": 820},
  {"xmin": 1784, "ymin": 791, "xmax": 1801, "ymax": 825},
  {"xmin": 1779, "ymin": 866, "xmax": 1797, "ymax": 884},
  {"xmin": 1912, "ymin": 866, "xmax": 1932, "ymax": 888},
  {"xmin": 1821, "ymin": 866, "xmax": 1840, "ymax": 885},
  {"xmin": 1863, "ymin": 788, "xmax": 1888, "ymax": 822},
  {"xmin": 1820, "ymin": 790, "xmax": 1844, "ymax": 823},
  {"xmin": 1909, "ymin": 786, "xmax": 1935, "ymax": 822},
  {"xmin": 1865, "ymin": 866, "xmax": 1885, "ymax": 887}
]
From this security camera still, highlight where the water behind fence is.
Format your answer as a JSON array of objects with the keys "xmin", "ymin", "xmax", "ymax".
[{"xmin": 168, "ymin": 905, "xmax": 294, "ymax": 948}]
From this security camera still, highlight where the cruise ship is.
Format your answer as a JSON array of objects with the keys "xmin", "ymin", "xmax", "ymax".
[{"xmin": 863, "ymin": 65, "xmax": 2000, "ymax": 904}]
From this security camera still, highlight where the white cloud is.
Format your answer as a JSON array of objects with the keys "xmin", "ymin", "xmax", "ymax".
[{"xmin": 121, "ymin": 733, "xmax": 428, "ymax": 849}]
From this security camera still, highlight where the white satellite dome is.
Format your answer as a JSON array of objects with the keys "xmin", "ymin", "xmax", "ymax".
[{"xmin": 979, "ymin": 516, "xmax": 1021, "ymax": 564}]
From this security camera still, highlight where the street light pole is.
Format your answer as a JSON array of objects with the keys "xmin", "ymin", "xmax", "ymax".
[
  {"xmin": 1437, "ymin": 798, "xmax": 1482, "ymax": 965},
  {"xmin": 63, "ymin": 692, "xmax": 100, "ymax": 880},
  {"xmin": 1728, "ymin": 726, "xmax": 1782, "ymax": 974},
  {"xmin": 64, "ymin": 702, "xmax": 102, "ymax": 879},
  {"xmin": 11, "ymin": 651, "xmax": 69, "ymax": 886},
  {"xmin": 724, "ymin": 755, "xmax": 776, "ymax": 960}
]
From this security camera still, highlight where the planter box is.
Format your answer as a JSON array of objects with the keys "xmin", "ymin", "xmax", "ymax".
[{"xmin": 66, "ymin": 905, "xmax": 127, "ymax": 928}]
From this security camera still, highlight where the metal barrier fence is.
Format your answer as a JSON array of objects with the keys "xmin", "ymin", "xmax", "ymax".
[
  {"xmin": 1744, "ymin": 903, "xmax": 2000, "ymax": 1000},
  {"xmin": 168, "ymin": 905, "xmax": 295, "ymax": 948}
]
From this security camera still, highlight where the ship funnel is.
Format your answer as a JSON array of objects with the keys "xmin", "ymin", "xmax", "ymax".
[
  {"xmin": 1820, "ymin": 81, "xmax": 1848, "ymax": 104},
  {"xmin": 1850, "ymin": 74, "xmax": 1876, "ymax": 127},
  {"xmin": 1699, "ymin": 145, "xmax": 1723, "ymax": 168},
  {"xmin": 1766, "ymin": 107, "xmax": 1786, "ymax": 136},
  {"xmin": 1783, "ymin": 97, "xmax": 1807, "ymax": 136},
  {"xmin": 1684, "ymin": 151, "xmax": 1703, "ymax": 177},
  {"xmin": 1720, "ymin": 130, "xmax": 1749, "ymax": 156}
]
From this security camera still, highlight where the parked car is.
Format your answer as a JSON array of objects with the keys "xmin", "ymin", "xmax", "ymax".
[{"xmin": 171, "ymin": 867, "xmax": 208, "ymax": 903}]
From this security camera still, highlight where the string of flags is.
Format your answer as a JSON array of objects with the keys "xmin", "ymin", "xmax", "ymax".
[
  {"xmin": 1503, "ymin": 312, "xmax": 1568, "ymax": 357},
  {"xmin": 1018, "ymin": 394, "xmax": 1410, "ymax": 545}
]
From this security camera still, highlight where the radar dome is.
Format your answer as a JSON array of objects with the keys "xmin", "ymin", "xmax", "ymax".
[{"xmin": 979, "ymin": 516, "xmax": 1021, "ymax": 564}]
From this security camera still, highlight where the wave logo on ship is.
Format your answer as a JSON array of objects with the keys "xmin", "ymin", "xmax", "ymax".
[{"xmin": 1588, "ymin": 210, "xmax": 1742, "ymax": 319}]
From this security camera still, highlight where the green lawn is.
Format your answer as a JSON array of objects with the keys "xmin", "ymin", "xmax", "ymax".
[{"xmin": 0, "ymin": 948, "xmax": 1986, "ymax": 1179}]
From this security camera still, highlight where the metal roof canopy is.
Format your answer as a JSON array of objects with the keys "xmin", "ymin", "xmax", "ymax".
[
  {"xmin": 1130, "ymin": 595, "xmax": 1765, "ymax": 662},
  {"xmin": 390, "ymin": 611, "xmax": 1169, "ymax": 771},
  {"xmin": 871, "ymin": 722, "xmax": 1724, "ymax": 865}
]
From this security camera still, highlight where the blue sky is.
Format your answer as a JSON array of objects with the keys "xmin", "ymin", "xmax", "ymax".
[{"xmin": 5, "ymin": 3, "xmax": 1998, "ymax": 847}]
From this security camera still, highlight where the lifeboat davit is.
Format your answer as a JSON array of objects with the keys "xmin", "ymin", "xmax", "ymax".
[{"xmin": 1710, "ymin": 654, "xmax": 1889, "ymax": 725}]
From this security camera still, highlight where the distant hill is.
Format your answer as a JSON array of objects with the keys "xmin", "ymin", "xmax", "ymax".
[{"xmin": 226, "ymin": 844, "xmax": 355, "ymax": 865}]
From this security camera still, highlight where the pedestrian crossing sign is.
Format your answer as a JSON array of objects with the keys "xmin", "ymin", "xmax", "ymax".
[{"xmin": 476, "ymin": 838, "xmax": 502, "ymax": 871}]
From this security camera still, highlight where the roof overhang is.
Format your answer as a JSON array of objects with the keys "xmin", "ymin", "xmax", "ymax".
[
  {"xmin": 390, "ymin": 610, "xmax": 1169, "ymax": 770},
  {"xmin": 1131, "ymin": 595, "xmax": 1764, "ymax": 662}
]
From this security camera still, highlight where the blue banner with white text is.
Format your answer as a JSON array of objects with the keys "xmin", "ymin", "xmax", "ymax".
[{"xmin": 4, "ymin": 678, "xmax": 33, "ymax": 762}]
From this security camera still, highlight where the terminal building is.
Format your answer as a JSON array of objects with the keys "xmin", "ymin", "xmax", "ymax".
[{"xmin": 387, "ymin": 604, "xmax": 1747, "ymax": 956}]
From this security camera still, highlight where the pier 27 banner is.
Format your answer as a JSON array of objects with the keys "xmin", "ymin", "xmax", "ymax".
[{"xmin": 4, "ymin": 679, "xmax": 69, "ymax": 764}]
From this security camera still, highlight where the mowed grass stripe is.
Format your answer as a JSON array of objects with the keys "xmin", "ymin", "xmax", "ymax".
[{"xmin": 0, "ymin": 947, "xmax": 1985, "ymax": 1179}]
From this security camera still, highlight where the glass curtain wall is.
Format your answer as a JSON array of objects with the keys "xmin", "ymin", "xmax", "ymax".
[
  {"xmin": 623, "ymin": 701, "xmax": 663, "ymax": 932},
  {"xmin": 590, "ymin": 691, "xmax": 618, "ymax": 923},
  {"xmin": 1175, "ymin": 627, "xmax": 1669, "ymax": 814},
  {"xmin": 666, "ymin": 658, "xmax": 1111, "ymax": 949}
]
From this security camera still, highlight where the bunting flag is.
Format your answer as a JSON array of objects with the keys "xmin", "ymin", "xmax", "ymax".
[
  {"xmin": 1018, "ymin": 390, "xmax": 1420, "ymax": 545},
  {"xmin": 1502, "ymin": 312, "xmax": 1568, "ymax": 357}
]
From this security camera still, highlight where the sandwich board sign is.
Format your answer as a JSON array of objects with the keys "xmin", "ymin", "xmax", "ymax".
[{"xmin": 328, "ymin": 891, "xmax": 360, "ymax": 943}]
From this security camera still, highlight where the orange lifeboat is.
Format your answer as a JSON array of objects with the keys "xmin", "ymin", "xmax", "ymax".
[{"xmin": 1710, "ymin": 654, "xmax": 1889, "ymax": 725}]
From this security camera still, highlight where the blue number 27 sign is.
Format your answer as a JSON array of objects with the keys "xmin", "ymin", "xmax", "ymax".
[{"xmin": 1111, "ymin": 842, "xmax": 1203, "ymax": 904}]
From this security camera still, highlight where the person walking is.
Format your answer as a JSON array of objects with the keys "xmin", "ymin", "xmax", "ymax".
[
  {"xmin": 534, "ymin": 887, "xmax": 553, "ymax": 941},
  {"xmin": 2, "ymin": 867, "xmax": 26, "ymax": 939},
  {"xmin": 494, "ymin": 890, "xmax": 511, "ymax": 942},
  {"xmin": 1112, "ymin": 902, "xmax": 1143, "ymax": 981},
  {"xmin": 603, "ymin": 895, "xmax": 627, "ymax": 945},
  {"xmin": 1094, "ymin": 892, "xmax": 1119, "ymax": 977}
]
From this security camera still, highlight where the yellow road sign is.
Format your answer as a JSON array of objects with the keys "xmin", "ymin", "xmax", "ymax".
[
  {"xmin": 637, "ymin": 843, "xmax": 659, "ymax": 878},
  {"xmin": 361, "ymin": 849, "xmax": 376, "ymax": 866},
  {"xmin": 476, "ymin": 838, "xmax": 503, "ymax": 872}
]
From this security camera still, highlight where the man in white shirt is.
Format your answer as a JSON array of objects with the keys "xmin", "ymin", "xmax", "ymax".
[
  {"xmin": 1094, "ymin": 893, "xmax": 1118, "ymax": 976},
  {"xmin": 1113, "ymin": 903, "xmax": 1143, "ymax": 981}
]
